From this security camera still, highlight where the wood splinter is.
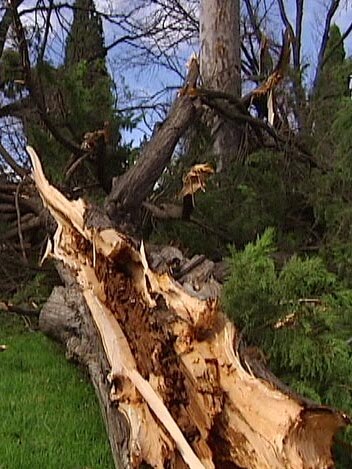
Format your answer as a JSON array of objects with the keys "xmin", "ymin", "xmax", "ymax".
[{"xmin": 28, "ymin": 145, "xmax": 349, "ymax": 469}]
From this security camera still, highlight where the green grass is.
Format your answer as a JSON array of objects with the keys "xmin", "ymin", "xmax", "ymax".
[{"xmin": 0, "ymin": 312, "xmax": 114, "ymax": 469}]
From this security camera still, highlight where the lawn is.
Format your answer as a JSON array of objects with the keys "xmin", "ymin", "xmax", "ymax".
[{"xmin": 0, "ymin": 311, "xmax": 114, "ymax": 469}]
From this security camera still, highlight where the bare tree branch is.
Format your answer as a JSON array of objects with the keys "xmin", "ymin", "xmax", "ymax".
[
  {"xmin": 0, "ymin": 215, "xmax": 41, "ymax": 241},
  {"xmin": 106, "ymin": 58, "xmax": 200, "ymax": 216},
  {"xmin": 243, "ymin": 0, "xmax": 262, "ymax": 44},
  {"xmin": 0, "ymin": 97, "xmax": 32, "ymax": 119},
  {"xmin": 0, "ymin": 142, "xmax": 28, "ymax": 178},
  {"xmin": 15, "ymin": 180, "xmax": 28, "ymax": 263},
  {"xmin": 38, "ymin": 0, "xmax": 54, "ymax": 63},
  {"xmin": 277, "ymin": 0, "xmax": 296, "ymax": 58},
  {"xmin": 322, "ymin": 19, "xmax": 352, "ymax": 68},
  {"xmin": 294, "ymin": 0, "xmax": 304, "ymax": 70},
  {"xmin": 277, "ymin": 0, "xmax": 292, "ymax": 31},
  {"xmin": 241, "ymin": 23, "xmax": 259, "ymax": 78},
  {"xmin": 10, "ymin": 1, "xmax": 84, "ymax": 156},
  {"xmin": 0, "ymin": 1, "xmax": 23, "ymax": 56},
  {"xmin": 312, "ymin": 0, "xmax": 340, "ymax": 91}
]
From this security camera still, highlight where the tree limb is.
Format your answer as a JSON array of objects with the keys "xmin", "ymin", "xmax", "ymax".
[
  {"xmin": 0, "ymin": 97, "xmax": 32, "ymax": 119},
  {"xmin": 0, "ymin": 190, "xmax": 42, "ymax": 215},
  {"xmin": 197, "ymin": 89, "xmax": 321, "ymax": 170},
  {"xmin": 38, "ymin": 0, "xmax": 54, "ymax": 63},
  {"xmin": 312, "ymin": 0, "xmax": 340, "ymax": 92},
  {"xmin": 105, "ymin": 57, "xmax": 200, "ymax": 218},
  {"xmin": 29, "ymin": 146, "xmax": 350, "ymax": 468},
  {"xmin": 294, "ymin": 0, "xmax": 304, "ymax": 70},
  {"xmin": 322, "ymin": 19, "xmax": 352, "ymax": 68},
  {"xmin": 0, "ymin": 142, "xmax": 28, "ymax": 178},
  {"xmin": 276, "ymin": 0, "xmax": 296, "ymax": 64},
  {"xmin": 0, "ymin": 1, "xmax": 23, "ymax": 56},
  {"xmin": 277, "ymin": 0, "xmax": 294, "ymax": 33},
  {"xmin": 15, "ymin": 180, "xmax": 28, "ymax": 263},
  {"xmin": 243, "ymin": 0, "xmax": 262, "ymax": 44},
  {"xmin": 10, "ymin": 1, "xmax": 84, "ymax": 156},
  {"xmin": 0, "ymin": 301, "xmax": 39, "ymax": 317}
]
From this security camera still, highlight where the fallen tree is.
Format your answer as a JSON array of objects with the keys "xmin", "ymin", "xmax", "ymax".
[
  {"xmin": 0, "ymin": 2, "xmax": 351, "ymax": 466},
  {"xmin": 29, "ymin": 146, "xmax": 349, "ymax": 469}
]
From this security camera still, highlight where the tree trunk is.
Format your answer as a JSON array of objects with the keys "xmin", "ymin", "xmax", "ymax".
[
  {"xmin": 200, "ymin": 0, "xmax": 242, "ymax": 170},
  {"xmin": 29, "ymin": 146, "xmax": 348, "ymax": 469},
  {"xmin": 39, "ymin": 275, "xmax": 131, "ymax": 469}
]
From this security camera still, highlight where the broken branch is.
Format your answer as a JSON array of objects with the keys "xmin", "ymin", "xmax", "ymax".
[{"xmin": 30, "ymin": 145, "xmax": 349, "ymax": 468}]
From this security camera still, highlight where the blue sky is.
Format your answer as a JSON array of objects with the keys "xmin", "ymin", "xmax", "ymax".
[
  {"xmin": 3, "ymin": 0, "xmax": 352, "ymax": 147},
  {"xmin": 108, "ymin": 1, "xmax": 352, "ymax": 143},
  {"xmin": 286, "ymin": 1, "xmax": 352, "ymax": 65}
]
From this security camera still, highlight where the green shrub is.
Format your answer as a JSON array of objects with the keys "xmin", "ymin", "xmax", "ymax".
[{"xmin": 222, "ymin": 229, "xmax": 352, "ymax": 456}]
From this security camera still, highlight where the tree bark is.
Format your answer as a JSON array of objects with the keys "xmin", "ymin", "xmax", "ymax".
[
  {"xmin": 105, "ymin": 58, "xmax": 200, "ymax": 221},
  {"xmin": 199, "ymin": 0, "xmax": 242, "ymax": 170},
  {"xmin": 29, "ymin": 146, "xmax": 348, "ymax": 469},
  {"xmin": 40, "ymin": 276, "xmax": 131, "ymax": 469}
]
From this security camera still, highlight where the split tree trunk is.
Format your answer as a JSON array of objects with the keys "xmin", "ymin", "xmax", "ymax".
[
  {"xmin": 200, "ymin": 0, "xmax": 243, "ymax": 170},
  {"xmin": 39, "ymin": 275, "xmax": 131, "ymax": 469},
  {"xmin": 30, "ymin": 147, "xmax": 348, "ymax": 469}
]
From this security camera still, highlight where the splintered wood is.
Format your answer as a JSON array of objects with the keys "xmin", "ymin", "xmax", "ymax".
[{"xmin": 29, "ymin": 145, "xmax": 348, "ymax": 468}]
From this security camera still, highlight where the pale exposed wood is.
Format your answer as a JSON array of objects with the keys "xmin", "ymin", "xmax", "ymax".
[
  {"xmin": 179, "ymin": 164, "xmax": 214, "ymax": 198},
  {"xmin": 30, "ymin": 147, "xmax": 349, "ymax": 468},
  {"xmin": 39, "ymin": 284, "xmax": 131, "ymax": 469}
]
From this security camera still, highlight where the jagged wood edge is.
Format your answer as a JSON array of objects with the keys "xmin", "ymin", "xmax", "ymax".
[{"xmin": 29, "ymin": 145, "xmax": 349, "ymax": 469}]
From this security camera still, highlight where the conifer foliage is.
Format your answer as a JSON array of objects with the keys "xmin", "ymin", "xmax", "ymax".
[
  {"xmin": 222, "ymin": 229, "xmax": 352, "ymax": 464},
  {"xmin": 27, "ymin": 0, "xmax": 132, "ymax": 192},
  {"xmin": 65, "ymin": 0, "xmax": 106, "ymax": 67}
]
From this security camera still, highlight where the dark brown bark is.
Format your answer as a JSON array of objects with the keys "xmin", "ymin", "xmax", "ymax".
[
  {"xmin": 0, "ymin": 143, "xmax": 29, "ymax": 178},
  {"xmin": 312, "ymin": 0, "xmax": 340, "ymax": 91},
  {"xmin": 105, "ymin": 59, "xmax": 200, "ymax": 219},
  {"xmin": 294, "ymin": 0, "xmax": 304, "ymax": 71}
]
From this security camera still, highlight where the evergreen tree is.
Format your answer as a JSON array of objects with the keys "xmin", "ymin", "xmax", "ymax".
[
  {"xmin": 320, "ymin": 24, "xmax": 346, "ymax": 77},
  {"xmin": 65, "ymin": 0, "xmax": 106, "ymax": 68},
  {"xmin": 313, "ymin": 25, "xmax": 349, "ymax": 137},
  {"xmin": 305, "ymin": 27, "xmax": 352, "ymax": 283},
  {"xmin": 27, "ymin": 0, "xmax": 133, "ymax": 192},
  {"xmin": 64, "ymin": 0, "xmax": 112, "ymax": 135}
]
